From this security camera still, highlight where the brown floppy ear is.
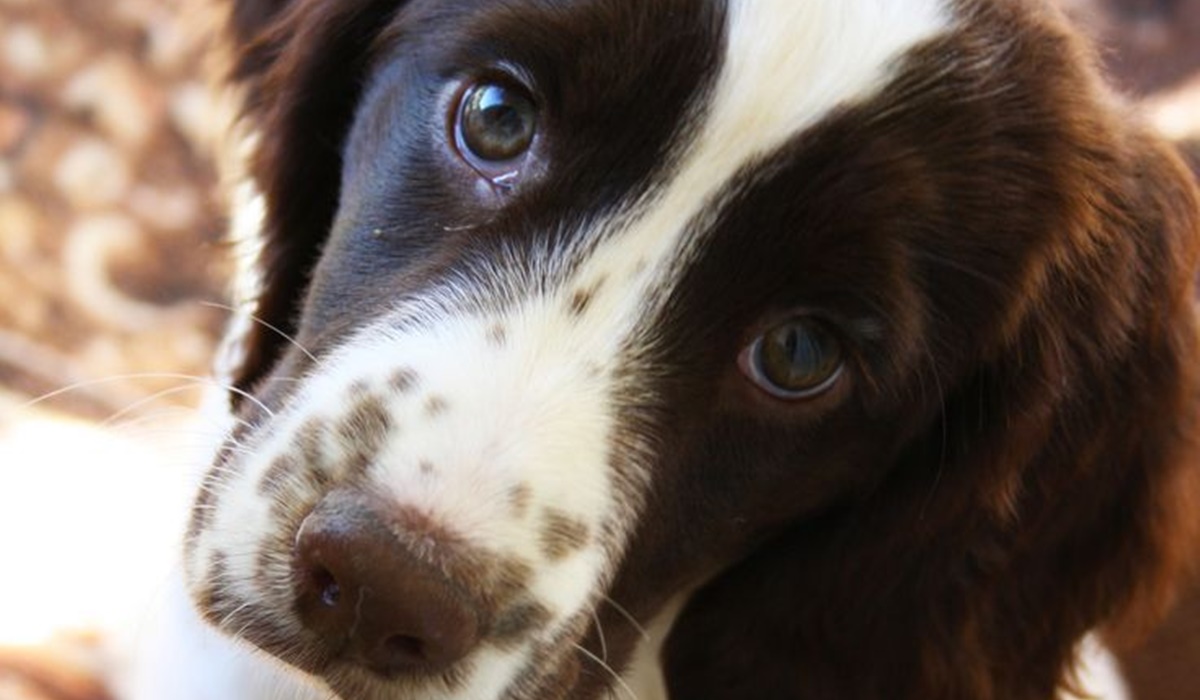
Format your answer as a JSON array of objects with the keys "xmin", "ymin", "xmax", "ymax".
[
  {"xmin": 215, "ymin": 0, "xmax": 407, "ymax": 402},
  {"xmin": 664, "ymin": 129, "xmax": 1200, "ymax": 700},
  {"xmin": 226, "ymin": 0, "xmax": 291, "ymax": 47},
  {"xmin": 663, "ymin": 18, "xmax": 1200, "ymax": 700}
]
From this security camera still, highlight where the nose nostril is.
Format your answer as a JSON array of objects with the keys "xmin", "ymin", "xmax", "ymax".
[
  {"xmin": 384, "ymin": 634, "xmax": 425, "ymax": 663},
  {"xmin": 309, "ymin": 566, "xmax": 341, "ymax": 607}
]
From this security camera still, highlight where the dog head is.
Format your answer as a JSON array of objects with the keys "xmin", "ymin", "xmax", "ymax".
[{"xmin": 186, "ymin": 1, "xmax": 1200, "ymax": 698}]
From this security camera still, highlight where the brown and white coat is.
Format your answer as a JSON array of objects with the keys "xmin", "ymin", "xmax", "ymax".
[{"xmin": 135, "ymin": 1, "xmax": 1200, "ymax": 699}]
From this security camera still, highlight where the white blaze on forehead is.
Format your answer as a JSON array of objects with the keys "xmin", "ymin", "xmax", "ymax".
[
  {"xmin": 715, "ymin": 0, "xmax": 948, "ymax": 155},
  {"xmin": 572, "ymin": 0, "xmax": 949, "ymax": 305}
]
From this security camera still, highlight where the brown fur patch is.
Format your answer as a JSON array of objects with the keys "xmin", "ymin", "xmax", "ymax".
[
  {"xmin": 567, "ymin": 288, "xmax": 595, "ymax": 317},
  {"xmin": 329, "ymin": 395, "xmax": 393, "ymax": 480},
  {"xmin": 424, "ymin": 395, "xmax": 449, "ymax": 417},
  {"xmin": 567, "ymin": 277, "xmax": 606, "ymax": 318},
  {"xmin": 540, "ymin": 509, "xmax": 590, "ymax": 561},
  {"xmin": 257, "ymin": 453, "xmax": 298, "ymax": 497},
  {"xmin": 196, "ymin": 552, "xmax": 232, "ymax": 626},
  {"xmin": 337, "ymin": 394, "xmax": 392, "ymax": 450},
  {"xmin": 296, "ymin": 417, "xmax": 328, "ymax": 467},
  {"xmin": 254, "ymin": 547, "xmax": 280, "ymax": 593},
  {"xmin": 389, "ymin": 367, "xmax": 419, "ymax": 393}
]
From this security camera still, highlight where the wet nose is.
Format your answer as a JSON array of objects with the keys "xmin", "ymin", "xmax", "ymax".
[{"xmin": 293, "ymin": 489, "xmax": 480, "ymax": 675}]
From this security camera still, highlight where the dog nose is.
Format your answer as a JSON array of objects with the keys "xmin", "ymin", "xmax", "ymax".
[{"xmin": 293, "ymin": 489, "xmax": 480, "ymax": 675}]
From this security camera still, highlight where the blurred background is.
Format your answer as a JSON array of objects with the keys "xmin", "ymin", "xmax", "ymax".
[
  {"xmin": 0, "ymin": 0, "xmax": 228, "ymax": 420},
  {"xmin": 0, "ymin": 0, "xmax": 1197, "ymax": 695},
  {"xmin": 0, "ymin": 0, "xmax": 235, "ymax": 690}
]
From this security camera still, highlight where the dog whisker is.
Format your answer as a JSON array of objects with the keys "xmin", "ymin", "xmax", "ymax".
[
  {"xmin": 96, "ymin": 382, "xmax": 215, "ymax": 429},
  {"xmin": 199, "ymin": 300, "xmax": 319, "ymax": 363},
  {"xmin": 601, "ymin": 595, "xmax": 649, "ymax": 642},
  {"xmin": 15, "ymin": 372, "xmax": 275, "ymax": 419},
  {"xmin": 591, "ymin": 607, "xmax": 609, "ymax": 663},
  {"xmin": 571, "ymin": 642, "xmax": 637, "ymax": 700}
]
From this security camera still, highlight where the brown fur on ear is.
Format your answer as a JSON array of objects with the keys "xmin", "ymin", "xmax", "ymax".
[
  {"xmin": 1102, "ymin": 130, "xmax": 1200, "ymax": 684},
  {"xmin": 1085, "ymin": 133, "xmax": 1200, "ymax": 647},
  {"xmin": 217, "ymin": 0, "xmax": 407, "ymax": 401},
  {"xmin": 1115, "ymin": 559, "xmax": 1200, "ymax": 699},
  {"xmin": 665, "ymin": 131, "xmax": 1200, "ymax": 700},
  {"xmin": 664, "ymin": 3, "xmax": 1200, "ymax": 698},
  {"xmin": 224, "ymin": 0, "xmax": 291, "ymax": 47}
]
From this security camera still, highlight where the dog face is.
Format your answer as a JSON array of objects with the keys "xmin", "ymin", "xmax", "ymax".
[{"xmin": 186, "ymin": 0, "xmax": 1200, "ymax": 698}]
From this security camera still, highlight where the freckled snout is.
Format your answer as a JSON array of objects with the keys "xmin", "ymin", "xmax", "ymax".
[{"xmin": 293, "ymin": 488, "xmax": 482, "ymax": 676}]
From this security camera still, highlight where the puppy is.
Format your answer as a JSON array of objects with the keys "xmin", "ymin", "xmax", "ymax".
[{"xmin": 162, "ymin": 1, "xmax": 1200, "ymax": 698}]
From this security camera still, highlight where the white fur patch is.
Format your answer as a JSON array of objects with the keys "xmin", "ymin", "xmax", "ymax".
[{"xmin": 1064, "ymin": 635, "xmax": 1131, "ymax": 700}]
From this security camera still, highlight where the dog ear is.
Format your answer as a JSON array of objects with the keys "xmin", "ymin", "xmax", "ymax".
[
  {"xmin": 664, "ymin": 131, "xmax": 1200, "ymax": 697},
  {"xmin": 216, "ymin": 0, "xmax": 407, "ymax": 404},
  {"xmin": 662, "ymin": 13, "xmax": 1200, "ymax": 694}
]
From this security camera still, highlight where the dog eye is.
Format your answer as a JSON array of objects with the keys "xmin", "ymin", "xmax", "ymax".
[
  {"xmin": 455, "ymin": 81, "xmax": 538, "ymax": 171},
  {"xmin": 741, "ymin": 318, "xmax": 844, "ymax": 399}
]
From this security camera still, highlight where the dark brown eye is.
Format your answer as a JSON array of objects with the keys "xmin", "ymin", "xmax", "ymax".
[
  {"xmin": 741, "ymin": 318, "xmax": 843, "ymax": 399},
  {"xmin": 456, "ymin": 81, "xmax": 537, "ymax": 166}
]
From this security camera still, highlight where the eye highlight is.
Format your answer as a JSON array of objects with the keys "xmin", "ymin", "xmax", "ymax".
[
  {"xmin": 454, "ymin": 79, "xmax": 538, "ymax": 182},
  {"xmin": 740, "ymin": 318, "xmax": 844, "ymax": 400}
]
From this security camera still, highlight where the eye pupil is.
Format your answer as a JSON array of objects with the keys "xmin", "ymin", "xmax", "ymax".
[
  {"xmin": 749, "ymin": 319, "xmax": 843, "ymax": 399},
  {"xmin": 459, "ymin": 82, "xmax": 537, "ymax": 163}
]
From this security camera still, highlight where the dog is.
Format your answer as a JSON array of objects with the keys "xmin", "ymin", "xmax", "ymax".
[{"xmin": 162, "ymin": 0, "xmax": 1200, "ymax": 698}]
